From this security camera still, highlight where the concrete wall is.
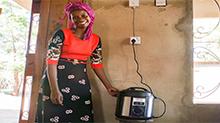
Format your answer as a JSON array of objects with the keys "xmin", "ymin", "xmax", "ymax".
[
  {"xmin": 42, "ymin": 0, "xmax": 220, "ymax": 123},
  {"xmin": 88, "ymin": 0, "xmax": 220, "ymax": 123}
]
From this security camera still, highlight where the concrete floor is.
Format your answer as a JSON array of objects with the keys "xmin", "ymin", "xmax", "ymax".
[
  {"xmin": 0, "ymin": 93, "xmax": 21, "ymax": 123},
  {"xmin": 0, "ymin": 110, "xmax": 19, "ymax": 123}
]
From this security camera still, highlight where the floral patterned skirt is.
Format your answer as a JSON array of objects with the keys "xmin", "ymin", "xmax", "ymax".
[{"xmin": 36, "ymin": 60, "xmax": 94, "ymax": 123}]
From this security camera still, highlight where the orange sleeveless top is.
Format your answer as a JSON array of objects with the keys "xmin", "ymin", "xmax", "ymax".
[{"xmin": 47, "ymin": 28, "xmax": 103, "ymax": 68}]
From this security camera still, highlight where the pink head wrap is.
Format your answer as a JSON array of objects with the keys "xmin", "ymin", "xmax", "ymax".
[{"xmin": 64, "ymin": 2, "xmax": 95, "ymax": 40}]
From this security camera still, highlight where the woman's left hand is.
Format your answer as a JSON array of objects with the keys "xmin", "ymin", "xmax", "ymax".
[{"xmin": 107, "ymin": 86, "xmax": 119, "ymax": 97}]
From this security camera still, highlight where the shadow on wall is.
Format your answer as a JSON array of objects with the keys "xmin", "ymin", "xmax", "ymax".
[
  {"xmin": 87, "ymin": 11, "xmax": 111, "ymax": 122},
  {"xmin": 87, "ymin": 4, "xmax": 124, "ymax": 121},
  {"xmin": 89, "ymin": 75, "xmax": 105, "ymax": 122}
]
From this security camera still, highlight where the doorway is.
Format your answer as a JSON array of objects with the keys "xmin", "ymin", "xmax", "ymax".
[{"xmin": 0, "ymin": 0, "xmax": 39, "ymax": 123}]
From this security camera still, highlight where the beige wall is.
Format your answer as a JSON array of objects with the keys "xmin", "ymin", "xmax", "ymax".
[
  {"xmin": 40, "ymin": 0, "xmax": 220, "ymax": 123},
  {"xmin": 88, "ymin": 0, "xmax": 220, "ymax": 123}
]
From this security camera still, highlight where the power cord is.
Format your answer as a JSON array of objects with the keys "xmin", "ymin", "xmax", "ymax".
[
  {"xmin": 131, "ymin": 31, "xmax": 167, "ymax": 120},
  {"xmin": 131, "ymin": 39, "xmax": 153, "ymax": 94},
  {"xmin": 131, "ymin": 7, "xmax": 153, "ymax": 95},
  {"xmin": 131, "ymin": 7, "xmax": 167, "ymax": 119}
]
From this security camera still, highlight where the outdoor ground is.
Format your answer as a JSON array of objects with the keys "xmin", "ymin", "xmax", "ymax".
[{"xmin": 0, "ymin": 93, "xmax": 21, "ymax": 123}]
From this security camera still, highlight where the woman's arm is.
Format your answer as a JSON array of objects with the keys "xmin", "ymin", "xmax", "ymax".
[
  {"xmin": 93, "ymin": 67, "xmax": 119, "ymax": 96},
  {"xmin": 91, "ymin": 37, "xmax": 119, "ymax": 96},
  {"xmin": 46, "ymin": 29, "xmax": 65, "ymax": 105},
  {"xmin": 47, "ymin": 64, "xmax": 63, "ymax": 105}
]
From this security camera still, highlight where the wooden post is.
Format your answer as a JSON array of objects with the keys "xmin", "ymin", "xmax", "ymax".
[{"xmin": 27, "ymin": 0, "xmax": 51, "ymax": 122}]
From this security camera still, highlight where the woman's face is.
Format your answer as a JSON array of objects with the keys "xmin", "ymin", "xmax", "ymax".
[{"xmin": 70, "ymin": 9, "xmax": 91, "ymax": 29}]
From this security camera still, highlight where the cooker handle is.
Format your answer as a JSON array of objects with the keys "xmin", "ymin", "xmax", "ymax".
[
  {"xmin": 128, "ymin": 87, "xmax": 149, "ymax": 92},
  {"xmin": 152, "ymin": 96, "xmax": 166, "ymax": 119}
]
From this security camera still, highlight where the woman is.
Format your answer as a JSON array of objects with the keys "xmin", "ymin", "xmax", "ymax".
[{"xmin": 37, "ymin": 2, "xmax": 119, "ymax": 123}]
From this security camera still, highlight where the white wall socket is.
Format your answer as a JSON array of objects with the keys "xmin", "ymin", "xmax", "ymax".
[
  {"xmin": 130, "ymin": 36, "xmax": 141, "ymax": 44},
  {"xmin": 129, "ymin": 0, "xmax": 139, "ymax": 7}
]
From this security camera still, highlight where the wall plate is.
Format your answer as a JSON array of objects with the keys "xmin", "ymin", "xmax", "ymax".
[
  {"xmin": 154, "ymin": 0, "xmax": 167, "ymax": 7},
  {"xmin": 129, "ymin": 0, "xmax": 139, "ymax": 7},
  {"xmin": 130, "ymin": 36, "xmax": 141, "ymax": 44}
]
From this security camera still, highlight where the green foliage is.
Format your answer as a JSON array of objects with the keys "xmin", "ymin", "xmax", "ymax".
[{"xmin": 0, "ymin": 0, "xmax": 30, "ymax": 91}]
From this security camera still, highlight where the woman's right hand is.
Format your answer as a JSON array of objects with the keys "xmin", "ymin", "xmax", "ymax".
[
  {"xmin": 47, "ymin": 64, "xmax": 63, "ymax": 106},
  {"xmin": 50, "ymin": 89, "xmax": 63, "ymax": 106}
]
